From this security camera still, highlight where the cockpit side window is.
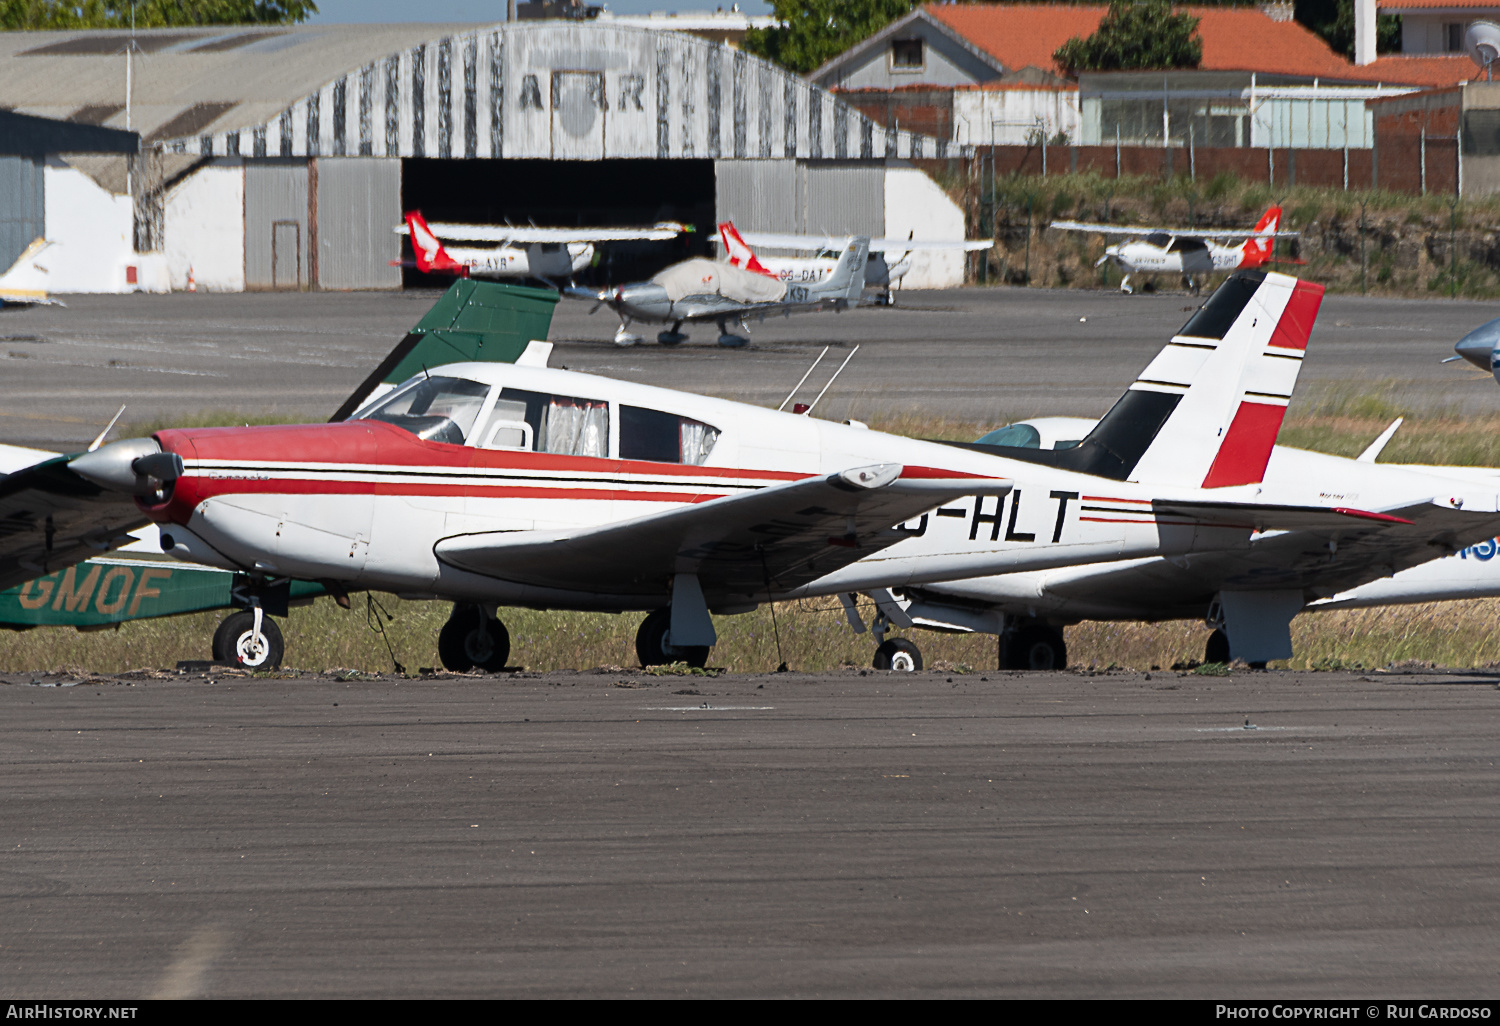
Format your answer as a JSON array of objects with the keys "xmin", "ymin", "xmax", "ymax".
[
  {"xmin": 357, "ymin": 376, "xmax": 491, "ymax": 445},
  {"xmin": 620, "ymin": 406, "xmax": 721, "ymax": 465},
  {"xmin": 1145, "ymin": 231, "xmax": 1171, "ymax": 248},
  {"xmin": 476, "ymin": 387, "xmax": 609, "ymax": 457}
]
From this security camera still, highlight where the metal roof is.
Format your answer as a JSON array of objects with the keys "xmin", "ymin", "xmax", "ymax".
[{"xmin": 0, "ymin": 21, "xmax": 957, "ymax": 161}]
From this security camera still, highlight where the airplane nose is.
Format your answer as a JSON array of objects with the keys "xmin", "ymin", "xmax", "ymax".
[{"xmin": 1455, "ymin": 317, "xmax": 1500, "ymax": 371}]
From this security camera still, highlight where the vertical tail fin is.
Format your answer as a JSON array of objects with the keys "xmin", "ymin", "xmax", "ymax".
[
  {"xmin": 405, "ymin": 211, "xmax": 466, "ymax": 276},
  {"xmin": 1238, "ymin": 206, "xmax": 1281, "ymax": 268},
  {"xmin": 1058, "ymin": 270, "xmax": 1322, "ymax": 488},
  {"xmin": 717, "ymin": 221, "xmax": 775, "ymax": 277},
  {"xmin": 822, "ymin": 236, "xmax": 870, "ymax": 300},
  {"xmin": 0, "ymin": 238, "xmax": 54, "ymax": 303}
]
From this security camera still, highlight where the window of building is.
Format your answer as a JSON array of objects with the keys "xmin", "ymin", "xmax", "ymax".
[
  {"xmin": 620, "ymin": 406, "xmax": 720, "ymax": 465},
  {"xmin": 891, "ymin": 38, "xmax": 923, "ymax": 70},
  {"xmin": 1447, "ymin": 22, "xmax": 1466, "ymax": 52}
]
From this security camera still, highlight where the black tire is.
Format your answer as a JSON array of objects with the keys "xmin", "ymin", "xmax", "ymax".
[
  {"xmin": 717, "ymin": 334, "xmax": 749, "ymax": 348},
  {"xmin": 656, "ymin": 331, "xmax": 686, "ymax": 346},
  {"xmin": 1001, "ymin": 625, "xmax": 1067, "ymax": 671},
  {"xmin": 872, "ymin": 637, "xmax": 923, "ymax": 672},
  {"xmin": 212, "ymin": 610, "xmax": 284, "ymax": 670},
  {"xmin": 635, "ymin": 608, "xmax": 709, "ymax": 668},
  {"xmin": 1204, "ymin": 629, "xmax": 1231, "ymax": 665},
  {"xmin": 437, "ymin": 604, "xmax": 511, "ymax": 673}
]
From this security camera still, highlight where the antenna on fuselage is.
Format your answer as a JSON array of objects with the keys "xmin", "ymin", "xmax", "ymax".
[
  {"xmin": 802, "ymin": 345, "xmax": 860, "ymax": 417},
  {"xmin": 778, "ymin": 346, "xmax": 829, "ymax": 412}
]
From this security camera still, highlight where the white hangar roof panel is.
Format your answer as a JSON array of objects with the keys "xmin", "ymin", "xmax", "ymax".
[{"xmin": 0, "ymin": 22, "xmax": 955, "ymax": 161}]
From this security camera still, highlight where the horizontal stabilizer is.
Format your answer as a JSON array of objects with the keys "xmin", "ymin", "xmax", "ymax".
[{"xmin": 435, "ymin": 465, "xmax": 1011, "ymax": 599}]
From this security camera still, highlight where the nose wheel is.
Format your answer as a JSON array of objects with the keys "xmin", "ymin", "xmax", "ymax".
[
  {"xmin": 635, "ymin": 608, "xmax": 710, "ymax": 668},
  {"xmin": 438, "ymin": 603, "xmax": 511, "ymax": 673},
  {"xmin": 212, "ymin": 609, "xmax": 285, "ymax": 669}
]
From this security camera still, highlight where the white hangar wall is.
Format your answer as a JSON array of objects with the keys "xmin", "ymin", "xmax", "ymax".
[
  {"xmin": 164, "ymin": 22, "xmax": 954, "ymax": 163},
  {"xmin": 162, "ymin": 159, "xmax": 245, "ymax": 292},
  {"xmin": 40, "ymin": 159, "xmax": 136, "ymax": 293},
  {"xmin": 885, "ymin": 167, "xmax": 966, "ymax": 289}
]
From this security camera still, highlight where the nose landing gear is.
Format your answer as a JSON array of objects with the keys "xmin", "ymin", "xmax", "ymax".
[{"xmin": 213, "ymin": 609, "xmax": 285, "ymax": 669}]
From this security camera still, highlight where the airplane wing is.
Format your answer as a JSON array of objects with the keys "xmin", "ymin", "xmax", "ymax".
[
  {"xmin": 396, "ymin": 221, "xmax": 687, "ymax": 244},
  {"xmin": 1050, "ymin": 220, "xmax": 1300, "ymax": 240},
  {"xmin": 0, "ymin": 454, "xmax": 149, "ymax": 591},
  {"xmin": 434, "ymin": 464, "xmax": 1012, "ymax": 598},
  {"xmin": 734, "ymin": 230, "xmax": 991, "ymax": 253},
  {"xmin": 1035, "ymin": 498, "xmax": 1500, "ymax": 618}
]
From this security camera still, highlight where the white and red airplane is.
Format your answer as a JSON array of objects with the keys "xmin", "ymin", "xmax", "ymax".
[
  {"xmin": 399, "ymin": 211, "xmax": 687, "ymax": 283},
  {"xmin": 870, "ymin": 413, "xmax": 1500, "ymax": 670},
  {"xmin": 1051, "ymin": 206, "xmax": 1299, "ymax": 295},
  {"xmin": 45, "ymin": 269, "xmax": 1445, "ymax": 674},
  {"xmin": 717, "ymin": 221, "xmax": 992, "ymax": 305}
]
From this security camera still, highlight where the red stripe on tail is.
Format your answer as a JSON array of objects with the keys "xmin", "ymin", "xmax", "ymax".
[
  {"xmin": 1200, "ymin": 401, "xmax": 1287, "ymax": 488},
  {"xmin": 1267, "ymin": 279, "xmax": 1324, "ymax": 351}
]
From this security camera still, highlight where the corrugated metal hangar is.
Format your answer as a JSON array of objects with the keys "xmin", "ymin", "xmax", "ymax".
[{"xmin": 0, "ymin": 20, "xmax": 967, "ymax": 293}]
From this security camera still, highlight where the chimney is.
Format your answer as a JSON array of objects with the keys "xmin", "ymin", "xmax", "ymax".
[
  {"xmin": 1258, "ymin": 2, "xmax": 1294, "ymax": 22},
  {"xmin": 1355, "ymin": 0, "xmax": 1378, "ymax": 65}
]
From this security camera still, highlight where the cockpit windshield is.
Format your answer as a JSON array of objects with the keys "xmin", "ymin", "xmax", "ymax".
[
  {"xmin": 974, "ymin": 423, "xmax": 1041, "ymax": 448},
  {"xmin": 357, "ymin": 376, "xmax": 491, "ymax": 445}
]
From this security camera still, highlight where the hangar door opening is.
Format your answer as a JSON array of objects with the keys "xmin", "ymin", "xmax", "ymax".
[{"xmin": 400, "ymin": 158, "xmax": 715, "ymax": 287}]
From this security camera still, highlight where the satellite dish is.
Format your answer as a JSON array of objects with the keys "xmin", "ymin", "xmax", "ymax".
[{"xmin": 1466, "ymin": 20, "xmax": 1500, "ymax": 79}]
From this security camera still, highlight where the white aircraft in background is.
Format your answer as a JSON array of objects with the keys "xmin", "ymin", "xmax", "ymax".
[
  {"xmin": 857, "ymin": 410, "xmax": 1500, "ymax": 671},
  {"xmin": 718, "ymin": 221, "xmax": 993, "ymax": 304},
  {"xmin": 717, "ymin": 222, "xmax": 996, "ymax": 304},
  {"xmin": 42, "ymin": 270, "xmax": 1412, "ymax": 674},
  {"xmin": 398, "ymin": 211, "xmax": 688, "ymax": 282},
  {"xmin": 0, "ymin": 239, "xmax": 61, "ymax": 307},
  {"xmin": 1051, "ymin": 206, "xmax": 1299, "ymax": 295}
]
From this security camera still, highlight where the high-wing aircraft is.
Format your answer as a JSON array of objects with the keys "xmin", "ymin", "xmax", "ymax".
[
  {"xmin": 36, "ymin": 270, "xmax": 1435, "ymax": 675},
  {"xmin": 0, "ymin": 278, "xmax": 561, "ymax": 668},
  {"xmin": 0, "ymin": 239, "xmax": 61, "ymax": 307},
  {"xmin": 1051, "ymin": 206, "xmax": 1299, "ymax": 295},
  {"xmin": 564, "ymin": 235, "xmax": 870, "ymax": 346},
  {"xmin": 399, "ymin": 211, "xmax": 687, "ymax": 283},
  {"xmin": 717, "ymin": 222, "xmax": 993, "ymax": 305},
  {"xmin": 862, "ymin": 412, "xmax": 1500, "ymax": 670}
]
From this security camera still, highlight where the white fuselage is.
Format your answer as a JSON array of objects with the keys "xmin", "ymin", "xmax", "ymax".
[
  {"xmin": 1105, "ymin": 239, "xmax": 1248, "ymax": 278},
  {"xmin": 151, "ymin": 363, "xmax": 1275, "ymax": 613},
  {"xmin": 446, "ymin": 242, "xmax": 594, "ymax": 279}
]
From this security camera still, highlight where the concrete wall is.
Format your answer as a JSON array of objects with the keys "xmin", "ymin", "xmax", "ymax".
[
  {"xmin": 953, "ymin": 87, "xmax": 1081, "ymax": 145},
  {"xmin": 885, "ymin": 165, "xmax": 965, "ymax": 289},
  {"xmin": 163, "ymin": 159, "xmax": 246, "ymax": 292},
  {"xmin": 41, "ymin": 158, "xmax": 136, "ymax": 293}
]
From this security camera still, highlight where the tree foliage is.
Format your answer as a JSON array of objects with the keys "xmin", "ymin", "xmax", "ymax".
[
  {"xmin": 0, "ymin": 1, "xmax": 317, "ymax": 29},
  {"xmin": 1294, "ymin": 0, "xmax": 1401, "ymax": 59},
  {"xmin": 1054, "ymin": 0, "xmax": 1202, "ymax": 72},
  {"xmin": 742, "ymin": 0, "xmax": 916, "ymax": 75}
]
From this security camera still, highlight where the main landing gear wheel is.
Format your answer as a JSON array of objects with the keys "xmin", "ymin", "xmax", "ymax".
[
  {"xmin": 212, "ymin": 610, "xmax": 285, "ymax": 670},
  {"xmin": 657, "ymin": 323, "xmax": 687, "ymax": 345},
  {"xmin": 873, "ymin": 637, "xmax": 923, "ymax": 672},
  {"xmin": 438, "ymin": 603, "xmax": 511, "ymax": 673},
  {"xmin": 635, "ymin": 608, "xmax": 710, "ymax": 668},
  {"xmin": 1204, "ymin": 628, "xmax": 1230, "ymax": 665},
  {"xmin": 1001, "ymin": 624, "xmax": 1067, "ymax": 670}
]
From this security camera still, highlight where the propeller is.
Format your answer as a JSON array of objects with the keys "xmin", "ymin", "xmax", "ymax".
[
  {"xmin": 1094, "ymin": 255, "xmax": 1111, "ymax": 268},
  {"xmin": 69, "ymin": 437, "xmax": 184, "ymax": 502}
]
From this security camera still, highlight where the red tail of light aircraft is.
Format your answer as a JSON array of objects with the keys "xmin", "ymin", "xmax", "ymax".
[{"xmin": 1051, "ymin": 205, "xmax": 1301, "ymax": 294}]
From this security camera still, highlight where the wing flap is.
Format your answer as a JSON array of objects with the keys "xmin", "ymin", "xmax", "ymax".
[
  {"xmin": 1150, "ymin": 499, "xmax": 1415, "ymax": 531},
  {"xmin": 434, "ymin": 465, "xmax": 1012, "ymax": 599}
]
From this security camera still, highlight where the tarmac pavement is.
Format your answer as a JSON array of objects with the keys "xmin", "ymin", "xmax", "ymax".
[
  {"xmin": 0, "ymin": 285, "xmax": 1495, "ymax": 450},
  {"xmin": 2, "ymin": 666, "xmax": 1499, "ymax": 998}
]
